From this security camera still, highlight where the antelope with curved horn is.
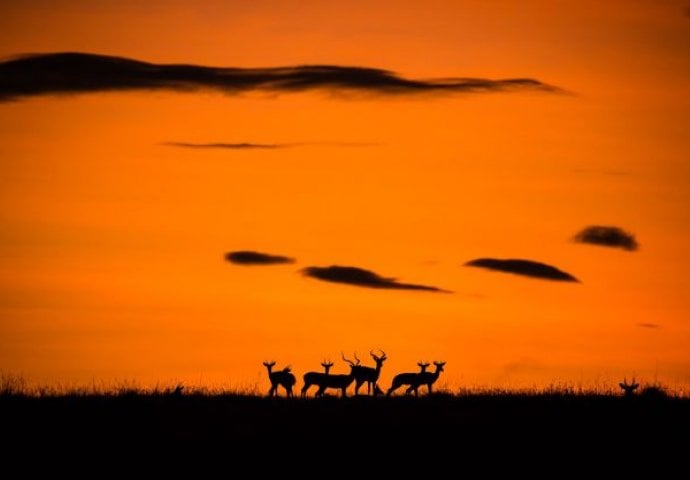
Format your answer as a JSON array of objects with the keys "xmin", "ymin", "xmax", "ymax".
[
  {"xmin": 263, "ymin": 361, "xmax": 297, "ymax": 397},
  {"xmin": 619, "ymin": 377, "xmax": 639, "ymax": 397},
  {"xmin": 301, "ymin": 360, "xmax": 334, "ymax": 398},
  {"xmin": 343, "ymin": 350, "xmax": 387, "ymax": 395},
  {"xmin": 387, "ymin": 361, "xmax": 446, "ymax": 396}
]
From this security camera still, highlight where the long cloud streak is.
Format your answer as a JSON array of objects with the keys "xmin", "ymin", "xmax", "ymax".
[
  {"xmin": 465, "ymin": 258, "xmax": 578, "ymax": 282},
  {"xmin": 163, "ymin": 141, "xmax": 377, "ymax": 149},
  {"xmin": 0, "ymin": 52, "xmax": 561, "ymax": 101},
  {"xmin": 302, "ymin": 265, "xmax": 449, "ymax": 292}
]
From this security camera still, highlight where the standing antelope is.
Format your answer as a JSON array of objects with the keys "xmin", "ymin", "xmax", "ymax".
[
  {"xmin": 343, "ymin": 350, "xmax": 387, "ymax": 396},
  {"xmin": 263, "ymin": 361, "xmax": 297, "ymax": 397},
  {"xmin": 387, "ymin": 361, "xmax": 446, "ymax": 396},
  {"xmin": 406, "ymin": 362, "xmax": 429, "ymax": 394},
  {"xmin": 301, "ymin": 361, "xmax": 334, "ymax": 398},
  {"xmin": 314, "ymin": 362, "xmax": 357, "ymax": 398},
  {"xmin": 619, "ymin": 377, "xmax": 639, "ymax": 397}
]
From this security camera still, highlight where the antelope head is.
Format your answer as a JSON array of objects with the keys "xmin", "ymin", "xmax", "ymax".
[
  {"xmin": 417, "ymin": 361, "xmax": 430, "ymax": 373},
  {"xmin": 433, "ymin": 361, "xmax": 446, "ymax": 373},
  {"xmin": 321, "ymin": 360, "xmax": 334, "ymax": 374},
  {"xmin": 263, "ymin": 361, "xmax": 276, "ymax": 370},
  {"xmin": 370, "ymin": 349, "xmax": 387, "ymax": 365},
  {"xmin": 619, "ymin": 377, "xmax": 639, "ymax": 396}
]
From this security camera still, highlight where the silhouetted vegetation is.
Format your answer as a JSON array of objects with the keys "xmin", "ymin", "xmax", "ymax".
[{"xmin": 2, "ymin": 380, "xmax": 688, "ymax": 473}]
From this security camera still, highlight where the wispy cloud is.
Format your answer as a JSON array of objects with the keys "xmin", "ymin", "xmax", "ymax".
[
  {"xmin": 225, "ymin": 250, "xmax": 295, "ymax": 265},
  {"xmin": 0, "ymin": 52, "xmax": 562, "ymax": 101},
  {"xmin": 573, "ymin": 168, "xmax": 631, "ymax": 176},
  {"xmin": 636, "ymin": 323, "xmax": 660, "ymax": 329},
  {"xmin": 163, "ymin": 141, "xmax": 377, "ymax": 150},
  {"xmin": 573, "ymin": 225, "xmax": 638, "ymax": 251},
  {"xmin": 167, "ymin": 142, "xmax": 281, "ymax": 150},
  {"xmin": 465, "ymin": 258, "xmax": 578, "ymax": 282},
  {"xmin": 302, "ymin": 265, "xmax": 449, "ymax": 292}
]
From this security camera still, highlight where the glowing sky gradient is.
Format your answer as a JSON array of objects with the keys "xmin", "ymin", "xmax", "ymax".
[{"xmin": 1, "ymin": 0, "xmax": 689, "ymax": 391}]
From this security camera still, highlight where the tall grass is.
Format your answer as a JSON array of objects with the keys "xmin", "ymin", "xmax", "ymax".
[{"xmin": 1, "ymin": 371, "xmax": 686, "ymax": 398}]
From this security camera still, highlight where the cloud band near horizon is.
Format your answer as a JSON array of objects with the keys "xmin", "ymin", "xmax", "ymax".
[
  {"xmin": 0, "ymin": 52, "xmax": 562, "ymax": 101},
  {"xmin": 163, "ymin": 141, "xmax": 377, "ymax": 149}
]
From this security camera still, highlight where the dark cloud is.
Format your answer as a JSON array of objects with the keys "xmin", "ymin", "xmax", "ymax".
[
  {"xmin": 465, "ymin": 258, "xmax": 578, "ymax": 282},
  {"xmin": 636, "ymin": 323, "xmax": 660, "ymax": 329},
  {"xmin": 225, "ymin": 250, "xmax": 295, "ymax": 265},
  {"xmin": 163, "ymin": 141, "xmax": 377, "ymax": 149},
  {"xmin": 0, "ymin": 52, "xmax": 561, "ymax": 101},
  {"xmin": 302, "ymin": 265, "xmax": 449, "ymax": 292},
  {"xmin": 573, "ymin": 225, "xmax": 638, "ymax": 251}
]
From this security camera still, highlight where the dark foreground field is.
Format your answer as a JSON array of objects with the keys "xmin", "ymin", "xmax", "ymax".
[{"xmin": 2, "ymin": 391, "xmax": 688, "ymax": 472}]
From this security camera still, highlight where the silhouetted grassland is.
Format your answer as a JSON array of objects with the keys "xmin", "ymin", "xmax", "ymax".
[{"xmin": 2, "ymin": 379, "xmax": 688, "ymax": 472}]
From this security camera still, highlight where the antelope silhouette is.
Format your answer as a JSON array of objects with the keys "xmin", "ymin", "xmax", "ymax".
[
  {"xmin": 387, "ymin": 361, "xmax": 446, "ymax": 396},
  {"xmin": 301, "ymin": 361, "xmax": 334, "ymax": 398},
  {"xmin": 343, "ymin": 350, "xmax": 387, "ymax": 396},
  {"xmin": 406, "ymin": 362, "xmax": 430, "ymax": 393},
  {"xmin": 619, "ymin": 377, "xmax": 639, "ymax": 397},
  {"xmin": 314, "ymin": 362, "xmax": 357, "ymax": 397},
  {"xmin": 263, "ymin": 361, "xmax": 297, "ymax": 397}
]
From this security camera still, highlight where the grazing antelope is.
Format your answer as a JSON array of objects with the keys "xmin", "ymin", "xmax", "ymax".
[
  {"xmin": 387, "ymin": 361, "xmax": 446, "ymax": 396},
  {"xmin": 343, "ymin": 350, "xmax": 387, "ymax": 396},
  {"xmin": 619, "ymin": 377, "xmax": 639, "ymax": 397},
  {"xmin": 301, "ymin": 361, "xmax": 334, "ymax": 398},
  {"xmin": 263, "ymin": 361, "xmax": 297, "ymax": 397}
]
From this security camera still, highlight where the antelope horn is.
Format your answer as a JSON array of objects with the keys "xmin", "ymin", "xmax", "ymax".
[{"xmin": 341, "ymin": 351, "xmax": 355, "ymax": 366}]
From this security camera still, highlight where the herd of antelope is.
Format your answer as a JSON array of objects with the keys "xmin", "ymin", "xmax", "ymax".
[{"xmin": 262, "ymin": 350, "xmax": 446, "ymax": 398}]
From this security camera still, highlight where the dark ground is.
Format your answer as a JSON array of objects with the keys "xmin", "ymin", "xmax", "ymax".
[{"xmin": 2, "ymin": 392, "xmax": 688, "ymax": 473}]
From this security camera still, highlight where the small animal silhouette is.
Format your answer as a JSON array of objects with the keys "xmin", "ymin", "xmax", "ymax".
[
  {"xmin": 263, "ymin": 361, "xmax": 297, "ymax": 397},
  {"xmin": 301, "ymin": 361, "xmax": 334, "ymax": 398},
  {"xmin": 343, "ymin": 350, "xmax": 387, "ymax": 396},
  {"xmin": 619, "ymin": 377, "xmax": 639, "ymax": 397},
  {"xmin": 387, "ymin": 361, "xmax": 446, "ymax": 396}
]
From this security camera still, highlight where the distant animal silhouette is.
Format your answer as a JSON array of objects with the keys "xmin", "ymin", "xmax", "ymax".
[
  {"xmin": 343, "ymin": 350, "xmax": 387, "ymax": 395},
  {"xmin": 619, "ymin": 377, "xmax": 639, "ymax": 397},
  {"xmin": 301, "ymin": 361, "xmax": 334, "ymax": 398},
  {"xmin": 387, "ymin": 361, "xmax": 446, "ymax": 396},
  {"xmin": 417, "ymin": 361, "xmax": 429, "ymax": 373},
  {"xmin": 263, "ymin": 361, "xmax": 297, "ymax": 397}
]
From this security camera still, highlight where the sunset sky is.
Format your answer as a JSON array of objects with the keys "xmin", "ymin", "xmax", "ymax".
[{"xmin": 1, "ymin": 0, "xmax": 689, "ymax": 392}]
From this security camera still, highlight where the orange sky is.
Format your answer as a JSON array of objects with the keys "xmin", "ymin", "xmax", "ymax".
[{"xmin": 1, "ymin": 0, "xmax": 689, "ymax": 392}]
